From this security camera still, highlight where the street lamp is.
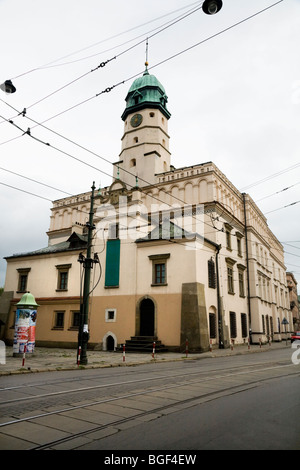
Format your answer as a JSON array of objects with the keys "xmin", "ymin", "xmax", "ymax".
[
  {"xmin": 0, "ymin": 80, "xmax": 16, "ymax": 93},
  {"xmin": 202, "ymin": 0, "xmax": 223, "ymax": 15}
]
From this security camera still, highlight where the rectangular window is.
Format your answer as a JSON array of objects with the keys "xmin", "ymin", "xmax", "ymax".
[
  {"xmin": 108, "ymin": 223, "xmax": 119, "ymax": 240},
  {"xmin": 105, "ymin": 308, "xmax": 117, "ymax": 322},
  {"xmin": 72, "ymin": 311, "xmax": 80, "ymax": 328},
  {"xmin": 59, "ymin": 271, "xmax": 68, "ymax": 290},
  {"xmin": 56, "ymin": 264, "xmax": 71, "ymax": 291},
  {"xmin": 237, "ymin": 238, "xmax": 242, "ymax": 256},
  {"xmin": 209, "ymin": 313, "xmax": 217, "ymax": 339},
  {"xmin": 155, "ymin": 263, "xmax": 166, "ymax": 284},
  {"xmin": 238, "ymin": 271, "xmax": 245, "ymax": 297},
  {"xmin": 19, "ymin": 274, "xmax": 28, "ymax": 292},
  {"xmin": 241, "ymin": 313, "xmax": 247, "ymax": 338},
  {"xmin": 226, "ymin": 230, "xmax": 231, "ymax": 250},
  {"xmin": 54, "ymin": 311, "xmax": 65, "ymax": 329},
  {"xmin": 230, "ymin": 312, "xmax": 237, "ymax": 338},
  {"xmin": 17, "ymin": 268, "xmax": 31, "ymax": 293},
  {"xmin": 270, "ymin": 317, "xmax": 274, "ymax": 336},
  {"xmin": 149, "ymin": 253, "xmax": 170, "ymax": 286},
  {"xmin": 225, "ymin": 223, "xmax": 233, "ymax": 251},
  {"xmin": 208, "ymin": 259, "xmax": 216, "ymax": 289},
  {"xmin": 227, "ymin": 266, "xmax": 234, "ymax": 294}
]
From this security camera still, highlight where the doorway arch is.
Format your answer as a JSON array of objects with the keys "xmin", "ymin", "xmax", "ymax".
[
  {"xmin": 138, "ymin": 297, "xmax": 155, "ymax": 336},
  {"xmin": 102, "ymin": 331, "xmax": 117, "ymax": 351}
]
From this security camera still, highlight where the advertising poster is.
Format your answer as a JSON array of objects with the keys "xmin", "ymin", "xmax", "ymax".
[{"xmin": 13, "ymin": 309, "xmax": 37, "ymax": 354}]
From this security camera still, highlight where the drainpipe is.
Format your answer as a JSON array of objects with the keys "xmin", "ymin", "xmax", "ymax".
[{"xmin": 242, "ymin": 193, "xmax": 252, "ymax": 343}]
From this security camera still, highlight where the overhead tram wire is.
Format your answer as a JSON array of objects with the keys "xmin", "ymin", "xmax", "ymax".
[
  {"xmin": 0, "ymin": 0, "xmax": 287, "ymax": 162},
  {"xmin": 3, "ymin": 95, "xmax": 297, "ymax": 250},
  {"xmin": 0, "ymin": 2, "xmax": 287, "ymax": 235},
  {"xmin": 4, "ymin": 99, "xmax": 298, "ymax": 248},
  {"xmin": 0, "ymin": 166, "xmax": 72, "ymax": 196},
  {"xmin": 264, "ymin": 200, "xmax": 300, "ymax": 215},
  {"xmin": 0, "ymin": 0, "xmax": 284, "ymax": 133},
  {"xmin": 0, "ymin": 181, "xmax": 52, "ymax": 202},
  {"xmin": 240, "ymin": 161, "xmax": 300, "ymax": 192},
  {"xmin": 2, "ymin": 106, "xmax": 299, "ymax": 253},
  {"xmin": 9, "ymin": 1, "xmax": 201, "ymax": 79},
  {"xmin": 1, "ymin": 3, "xmax": 204, "ymax": 118},
  {"xmin": 0, "ymin": 113, "xmax": 114, "ymax": 182},
  {"xmin": 0, "ymin": 107, "xmax": 229, "ymax": 236},
  {"xmin": 255, "ymin": 181, "xmax": 300, "ymax": 203},
  {"xmin": 0, "ymin": 111, "xmax": 222, "ymax": 238},
  {"xmin": 2, "ymin": 162, "xmax": 299, "ymax": 269}
]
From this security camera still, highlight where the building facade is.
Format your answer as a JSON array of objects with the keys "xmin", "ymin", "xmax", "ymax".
[
  {"xmin": 287, "ymin": 272, "xmax": 300, "ymax": 331},
  {"xmin": 1, "ymin": 67, "xmax": 292, "ymax": 352}
]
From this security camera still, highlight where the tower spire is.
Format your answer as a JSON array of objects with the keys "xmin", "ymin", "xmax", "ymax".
[{"xmin": 144, "ymin": 38, "xmax": 149, "ymax": 75}]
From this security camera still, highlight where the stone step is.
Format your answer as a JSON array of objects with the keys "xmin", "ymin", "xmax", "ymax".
[{"xmin": 118, "ymin": 336, "xmax": 168, "ymax": 353}]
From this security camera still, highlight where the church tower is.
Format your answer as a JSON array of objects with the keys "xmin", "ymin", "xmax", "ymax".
[{"xmin": 113, "ymin": 65, "xmax": 171, "ymax": 187}]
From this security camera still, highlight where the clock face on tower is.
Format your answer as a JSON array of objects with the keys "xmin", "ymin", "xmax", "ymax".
[{"xmin": 130, "ymin": 113, "xmax": 143, "ymax": 128}]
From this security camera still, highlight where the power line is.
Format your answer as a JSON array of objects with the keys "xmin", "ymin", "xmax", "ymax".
[
  {"xmin": 0, "ymin": 1, "xmax": 289, "ymax": 250},
  {"xmin": 240, "ymin": 162, "xmax": 300, "ymax": 191},
  {"xmin": 0, "ymin": 166, "xmax": 72, "ymax": 196},
  {"xmin": 0, "ymin": 181, "xmax": 52, "ymax": 202},
  {"xmin": 1, "ymin": 111, "xmax": 296, "ymax": 273},
  {"xmin": 1, "ymin": 103, "xmax": 298, "ymax": 246},
  {"xmin": 10, "ymin": 2, "xmax": 201, "ymax": 78},
  {"xmin": 281, "ymin": 242, "xmax": 300, "ymax": 251},
  {"xmin": 2, "ymin": 3, "xmax": 203, "ymax": 117},
  {"xmin": 255, "ymin": 181, "xmax": 300, "ymax": 203},
  {"xmin": 264, "ymin": 200, "xmax": 300, "ymax": 215},
  {"xmin": 0, "ymin": 0, "xmax": 284, "ymax": 136}
]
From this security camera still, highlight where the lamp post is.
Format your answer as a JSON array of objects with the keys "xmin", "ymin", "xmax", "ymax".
[
  {"xmin": 77, "ymin": 182, "xmax": 97, "ymax": 365},
  {"xmin": 202, "ymin": 0, "xmax": 223, "ymax": 15},
  {"xmin": 0, "ymin": 80, "xmax": 16, "ymax": 93},
  {"xmin": 282, "ymin": 317, "xmax": 289, "ymax": 346}
]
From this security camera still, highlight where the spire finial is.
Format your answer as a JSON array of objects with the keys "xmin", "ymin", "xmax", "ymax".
[{"xmin": 144, "ymin": 38, "xmax": 149, "ymax": 75}]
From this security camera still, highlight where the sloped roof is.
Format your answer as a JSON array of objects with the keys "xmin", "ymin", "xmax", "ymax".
[
  {"xmin": 121, "ymin": 68, "xmax": 171, "ymax": 121},
  {"xmin": 136, "ymin": 221, "xmax": 220, "ymax": 249},
  {"xmin": 136, "ymin": 221, "xmax": 196, "ymax": 243},
  {"xmin": 5, "ymin": 232, "xmax": 87, "ymax": 259}
]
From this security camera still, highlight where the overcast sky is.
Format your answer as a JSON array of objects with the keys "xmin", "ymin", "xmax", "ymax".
[{"xmin": 0, "ymin": 0, "xmax": 299, "ymax": 289}]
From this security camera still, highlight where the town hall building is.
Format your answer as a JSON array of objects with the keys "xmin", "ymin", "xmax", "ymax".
[{"xmin": 1, "ymin": 65, "xmax": 292, "ymax": 353}]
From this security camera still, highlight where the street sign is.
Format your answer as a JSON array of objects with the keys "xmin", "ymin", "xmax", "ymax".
[{"xmin": 281, "ymin": 318, "xmax": 289, "ymax": 325}]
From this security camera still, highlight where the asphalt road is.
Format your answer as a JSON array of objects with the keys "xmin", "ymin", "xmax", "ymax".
[
  {"xmin": 0, "ymin": 347, "xmax": 299, "ymax": 451},
  {"xmin": 91, "ymin": 374, "xmax": 300, "ymax": 451}
]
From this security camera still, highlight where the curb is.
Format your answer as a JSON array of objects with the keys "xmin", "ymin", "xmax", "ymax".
[{"xmin": 0, "ymin": 344, "xmax": 290, "ymax": 376}]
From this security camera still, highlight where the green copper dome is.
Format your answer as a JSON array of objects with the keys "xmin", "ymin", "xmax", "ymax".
[
  {"xmin": 121, "ymin": 68, "xmax": 171, "ymax": 121},
  {"xmin": 128, "ymin": 70, "xmax": 166, "ymax": 94},
  {"xmin": 16, "ymin": 292, "xmax": 39, "ymax": 308}
]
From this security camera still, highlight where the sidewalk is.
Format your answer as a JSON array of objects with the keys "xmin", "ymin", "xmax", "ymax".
[{"xmin": 0, "ymin": 341, "xmax": 291, "ymax": 376}]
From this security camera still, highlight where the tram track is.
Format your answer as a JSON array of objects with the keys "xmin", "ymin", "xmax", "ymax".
[
  {"xmin": 0, "ymin": 358, "xmax": 290, "ymax": 405},
  {"xmin": 0, "ymin": 360, "xmax": 298, "ymax": 450}
]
